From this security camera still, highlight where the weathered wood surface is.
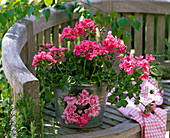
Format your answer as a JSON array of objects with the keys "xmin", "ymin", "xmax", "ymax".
[
  {"xmin": 42, "ymin": 81, "xmax": 170, "ymax": 137},
  {"xmin": 95, "ymin": 0, "xmax": 170, "ymax": 14}
]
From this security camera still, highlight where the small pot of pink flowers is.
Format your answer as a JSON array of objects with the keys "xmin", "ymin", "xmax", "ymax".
[{"xmin": 32, "ymin": 18, "xmax": 156, "ymax": 128}]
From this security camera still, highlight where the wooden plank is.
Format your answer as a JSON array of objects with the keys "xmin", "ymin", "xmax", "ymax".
[
  {"xmin": 124, "ymin": 13, "xmax": 132, "ymax": 51},
  {"xmin": 100, "ymin": 0, "xmax": 170, "ymax": 14},
  {"xmin": 164, "ymin": 91, "xmax": 170, "ymax": 97},
  {"xmin": 103, "ymin": 118, "xmax": 119, "ymax": 126},
  {"xmin": 27, "ymin": 21, "xmax": 36, "ymax": 75},
  {"xmin": 163, "ymin": 96, "xmax": 170, "ymax": 102},
  {"xmin": 37, "ymin": 31, "xmax": 43, "ymax": 51},
  {"xmin": 104, "ymin": 112, "xmax": 127, "ymax": 123},
  {"xmin": 52, "ymin": 25, "xmax": 59, "ymax": 47},
  {"xmin": 157, "ymin": 15, "xmax": 165, "ymax": 61},
  {"xmin": 134, "ymin": 13, "xmax": 143, "ymax": 56},
  {"xmin": 44, "ymin": 28, "xmax": 51, "ymax": 44},
  {"xmin": 105, "ymin": 107, "xmax": 127, "ymax": 118},
  {"xmin": 145, "ymin": 14, "xmax": 155, "ymax": 54}
]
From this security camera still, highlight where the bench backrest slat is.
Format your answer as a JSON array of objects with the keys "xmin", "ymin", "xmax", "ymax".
[
  {"xmin": 134, "ymin": 13, "xmax": 143, "ymax": 56},
  {"xmin": 52, "ymin": 25, "xmax": 59, "ymax": 47},
  {"xmin": 157, "ymin": 15, "xmax": 166, "ymax": 61},
  {"xmin": 146, "ymin": 14, "xmax": 155, "ymax": 54}
]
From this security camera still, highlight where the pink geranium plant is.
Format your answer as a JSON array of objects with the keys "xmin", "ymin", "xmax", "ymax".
[{"xmin": 33, "ymin": 18, "xmax": 157, "ymax": 117}]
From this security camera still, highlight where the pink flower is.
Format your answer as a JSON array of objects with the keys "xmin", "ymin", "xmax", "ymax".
[
  {"xmin": 49, "ymin": 46, "xmax": 67, "ymax": 63},
  {"xmin": 102, "ymin": 31, "xmax": 126, "ymax": 54},
  {"xmin": 32, "ymin": 51, "xmax": 56, "ymax": 66},
  {"xmin": 132, "ymin": 81, "xmax": 136, "ymax": 85},
  {"xmin": 146, "ymin": 54, "xmax": 156, "ymax": 61},
  {"xmin": 79, "ymin": 114, "xmax": 90, "ymax": 126},
  {"xmin": 89, "ymin": 95, "xmax": 99, "ymax": 106},
  {"xmin": 85, "ymin": 106, "xmax": 100, "ymax": 117},
  {"xmin": 64, "ymin": 94, "xmax": 77, "ymax": 105},
  {"xmin": 119, "ymin": 53, "xmax": 137, "ymax": 75},
  {"xmin": 123, "ymin": 91, "xmax": 128, "ymax": 94},
  {"xmin": 67, "ymin": 113, "xmax": 80, "ymax": 124},
  {"xmin": 138, "ymin": 72, "xmax": 150, "ymax": 81},
  {"xmin": 76, "ymin": 89, "xmax": 89, "ymax": 106},
  {"xmin": 73, "ymin": 40, "xmax": 104, "ymax": 60},
  {"xmin": 63, "ymin": 104, "xmax": 77, "ymax": 115}
]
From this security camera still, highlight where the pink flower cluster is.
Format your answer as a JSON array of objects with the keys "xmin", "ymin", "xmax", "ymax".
[
  {"xmin": 73, "ymin": 40, "xmax": 108, "ymax": 60},
  {"xmin": 49, "ymin": 46, "xmax": 67, "ymax": 63},
  {"xmin": 119, "ymin": 53, "xmax": 156, "ymax": 81},
  {"xmin": 32, "ymin": 51, "xmax": 56, "ymax": 66},
  {"xmin": 59, "ymin": 19, "xmax": 96, "ymax": 43},
  {"xmin": 61, "ymin": 89, "xmax": 100, "ymax": 127},
  {"xmin": 39, "ymin": 43, "xmax": 53, "ymax": 52},
  {"xmin": 102, "ymin": 31, "xmax": 126, "ymax": 54},
  {"xmin": 32, "ymin": 44, "xmax": 67, "ymax": 66}
]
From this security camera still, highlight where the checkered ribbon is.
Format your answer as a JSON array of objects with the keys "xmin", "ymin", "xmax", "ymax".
[{"xmin": 117, "ymin": 78, "xmax": 167, "ymax": 138}]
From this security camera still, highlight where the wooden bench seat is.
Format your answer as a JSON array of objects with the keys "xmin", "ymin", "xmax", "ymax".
[{"xmin": 2, "ymin": 0, "xmax": 170, "ymax": 137}]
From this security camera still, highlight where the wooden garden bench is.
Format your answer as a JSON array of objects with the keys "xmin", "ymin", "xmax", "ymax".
[{"xmin": 2, "ymin": 0, "xmax": 170, "ymax": 137}]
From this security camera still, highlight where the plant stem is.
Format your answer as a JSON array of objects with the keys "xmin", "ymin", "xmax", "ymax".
[
  {"xmin": 92, "ymin": 60, "xmax": 97, "ymax": 75},
  {"xmin": 84, "ymin": 59, "xmax": 86, "ymax": 76}
]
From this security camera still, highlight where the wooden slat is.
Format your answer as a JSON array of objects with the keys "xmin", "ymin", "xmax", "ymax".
[
  {"xmin": 134, "ymin": 13, "xmax": 143, "ymax": 56},
  {"xmin": 27, "ymin": 21, "xmax": 36, "ymax": 75},
  {"xmin": 100, "ymin": 0, "xmax": 170, "ymax": 14},
  {"xmin": 44, "ymin": 28, "xmax": 51, "ymax": 44},
  {"xmin": 146, "ymin": 14, "xmax": 155, "ymax": 54},
  {"xmin": 52, "ymin": 25, "xmax": 59, "ymax": 47},
  {"xmin": 37, "ymin": 31, "xmax": 43, "ymax": 51},
  {"xmin": 157, "ymin": 15, "xmax": 165, "ymax": 61},
  {"xmin": 124, "ymin": 13, "xmax": 132, "ymax": 51},
  {"xmin": 61, "ymin": 22, "xmax": 69, "ymax": 47},
  {"xmin": 104, "ymin": 112, "xmax": 127, "ymax": 123}
]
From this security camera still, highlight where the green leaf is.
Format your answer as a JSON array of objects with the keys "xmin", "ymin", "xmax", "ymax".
[
  {"xmin": 42, "ymin": 9, "xmax": 51, "ymax": 22},
  {"xmin": 87, "ymin": 9, "xmax": 94, "ymax": 19},
  {"xmin": 5, "ymin": 10, "xmax": 14, "ymax": 21},
  {"xmin": 111, "ymin": 21, "xmax": 119, "ymax": 32},
  {"xmin": 44, "ymin": 0, "xmax": 53, "ymax": 6},
  {"xmin": 123, "ymin": 32, "xmax": 131, "ymax": 44},
  {"xmin": 0, "ymin": 13, "xmax": 7, "ymax": 26},
  {"xmin": 35, "ymin": 11, "xmax": 41, "ymax": 21},
  {"xmin": 54, "ymin": 4, "xmax": 66, "ymax": 9},
  {"xmin": 117, "ymin": 17, "xmax": 129, "ymax": 30},
  {"xmin": 116, "ymin": 101, "xmax": 121, "ymax": 108},
  {"xmin": 66, "ymin": 8, "xmax": 72, "ymax": 24},
  {"xmin": 127, "ymin": 15, "xmax": 136, "ymax": 21},
  {"xmin": 21, "ymin": 0, "xmax": 28, "ymax": 2},
  {"xmin": 131, "ymin": 19, "xmax": 141, "ymax": 31},
  {"xmin": 109, "ymin": 11, "xmax": 117, "ymax": 20},
  {"xmin": 87, "ymin": 0, "xmax": 93, "ymax": 8},
  {"xmin": 121, "ymin": 100, "xmax": 128, "ymax": 107},
  {"xmin": 27, "ymin": 6, "xmax": 35, "ymax": 17},
  {"xmin": 96, "ymin": 10, "xmax": 103, "ymax": 16}
]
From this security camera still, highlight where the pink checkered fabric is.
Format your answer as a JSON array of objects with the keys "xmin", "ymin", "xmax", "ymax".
[{"xmin": 117, "ymin": 78, "xmax": 167, "ymax": 138}]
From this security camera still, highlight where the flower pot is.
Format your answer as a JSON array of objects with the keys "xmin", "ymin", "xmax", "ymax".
[{"xmin": 54, "ymin": 83, "xmax": 108, "ymax": 128}]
